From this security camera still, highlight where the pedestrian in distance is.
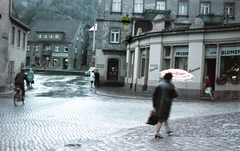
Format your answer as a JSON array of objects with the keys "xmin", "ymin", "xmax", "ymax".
[
  {"xmin": 204, "ymin": 75, "xmax": 213, "ymax": 100},
  {"xmin": 94, "ymin": 69, "xmax": 100, "ymax": 87},
  {"xmin": 14, "ymin": 68, "xmax": 29, "ymax": 101},
  {"xmin": 90, "ymin": 70, "xmax": 95, "ymax": 87},
  {"xmin": 152, "ymin": 73, "xmax": 178, "ymax": 139},
  {"xmin": 27, "ymin": 68, "xmax": 34, "ymax": 88}
]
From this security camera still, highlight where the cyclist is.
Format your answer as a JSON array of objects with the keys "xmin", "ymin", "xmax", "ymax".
[{"xmin": 14, "ymin": 68, "xmax": 29, "ymax": 101}]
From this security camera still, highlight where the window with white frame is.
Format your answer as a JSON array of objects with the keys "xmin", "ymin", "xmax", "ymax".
[
  {"xmin": 44, "ymin": 44, "xmax": 51, "ymax": 51},
  {"xmin": 156, "ymin": 0, "xmax": 165, "ymax": 10},
  {"xmin": 55, "ymin": 46, "xmax": 59, "ymax": 52},
  {"xmin": 75, "ymin": 47, "xmax": 77, "ymax": 53},
  {"xmin": 178, "ymin": 1, "xmax": 188, "ymax": 15},
  {"xmin": 112, "ymin": 0, "xmax": 121, "ymax": 12},
  {"xmin": 110, "ymin": 29, "xmax": 120, "ymax": 43},
  {"xmin": 200, "ymin": 2, "xmax": 210, "ymax": 14},
  {"xmin": 140, "ymin": 49, "xmax": 146, "ymax": 77},
  {"xmin": 44, "ymin": 34, "xmax": 48, "ymax": 39},
  {"xmin": 64, "ymin": 46, "xmax": 68, "ymax": 52},
  {"xmin": 134, "ymin": 0, "xmax": 143, "ymax": 13},
  {"xmin": 225, "ymin": 3, "xmax": 234, "ymax": 17},
  {"xmin": 27, "ymin": 45, "xmax": 30, "ymax": 51},
  {"xmin": 55, "ymin": 34, "xmax": 59, "ymax": 39},
  {"xmin": 50, "ymin": 34, "xmax": 53, "ymax": 39},
  {"xmin": 76, "ymin": 36, "xmax": 79, "ymax": 41},
  {"xmin": 34, "ymin": 45, "xmax": 39, "ymax": 51},
  {"xmin": 38, "ymin": 34, "xmax": 42, "ymax": 39}
]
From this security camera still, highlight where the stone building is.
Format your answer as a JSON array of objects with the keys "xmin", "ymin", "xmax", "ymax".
[
  {"xmin": 0, "ymin": 0, "xmax": 30, "ymax": 92},
  {"xmin": 27, "ymin": 20, "xmax": 86, "ymax": 71},
  {"xmin": 96, "ymin": 0, "xmax": 240, "ymax": 100}
]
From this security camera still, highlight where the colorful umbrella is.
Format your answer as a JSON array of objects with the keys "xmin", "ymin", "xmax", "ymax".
[{"xmin": 160, "ymin": 68, "xmax": 194, "ymax": 82}]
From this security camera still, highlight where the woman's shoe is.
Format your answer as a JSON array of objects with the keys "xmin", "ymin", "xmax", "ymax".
[{"xmin": 154, "ymin": 134, "xmax": 164, "ymax": 139}]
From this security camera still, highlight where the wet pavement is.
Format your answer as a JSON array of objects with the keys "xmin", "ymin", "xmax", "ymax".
[{"xmin": 0, "ymin": 74, "xmax": 239, "ymax": 151}]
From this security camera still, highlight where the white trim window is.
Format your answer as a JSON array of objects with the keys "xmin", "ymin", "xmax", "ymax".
[
  {"xmin": 178, "ymin": 1, "xmax": 188, "ymax": 15},
  {"xmin": 55, "ymin": 46, "xmax": 59, "ymax": 52},
  {"xmin": 27, "ymin": 45, "xmax": 30, "ymax": 51},
  {"xmin": 55, "ymin": 34, "xmax": 60, "ymax": 39},
  {"xmin": 34, "ymin": 45, "xmax": 39, "ymax": 51},
  {"xmin": 156, "ymin": 0, "xmax": 165, "ymax": 10},
  {"xmin": 44, "ymin": 34, "xmax": 48, "ymax": 39},
  {"xmin": 200, "ymin": 2, "xmax": 210, "ymax": 14},
  {"xmin": 225, "ymin": 3, "xmax": 234, "ymax": 17},
  {"xmin": 44, "ymin": 44, "xmax": 51, "ymax": 51},
  {"xmin": 50, "ymin": 34, "xmax": 53, "ymax": 39},
  {"xmin": 110, "ymin": 29, "xmax": 120, "ymax": 43},
  {"xmin": 134, "ymin": 0, "xmax": 143, "ymax": 13},
  {"xmin": 64, "ymin": 46, "xmax": 68, "ymax": 52},
  {"xmin": 112, "ymin": 0, "xmax": 121, "ymax": 12},
  {"xmin": 75, "ymin": 47, "xmax": 77, "ymax": 53},
  {"xmin": 38, "ymin": 34, "xmax": 42, "ymax": 39}
]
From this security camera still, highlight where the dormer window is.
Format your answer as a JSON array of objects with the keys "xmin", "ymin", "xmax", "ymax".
[
  {"xmin": 55, "ymin": 34, "xmax": 60, "ymax": 39},
  {"xmin": 44, "ymin": 34, "xmax": 48, "ymax": 39},
  {"xmin": 38, "ymin": 34, "xmax": 42, "ymax": 38},
  {"xmin": 50, "ymin": 34, "xmax": 53, "ymax": 39}
]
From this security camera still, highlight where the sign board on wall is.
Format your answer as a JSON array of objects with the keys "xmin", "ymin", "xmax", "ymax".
[
  {"xmin": 205, "ymin": 47, "xmax": 217, "ymax": 57},
  {"xmin": 52, "ymin": 53, "xmax": 68, "ymax": 57},
  {"xmin": 221, "ymin": 46, "xmax": 240, "ymax": 56},
  {"xmin": 174, "ymin": 47, "xmax": 188, "ymax": 57}
]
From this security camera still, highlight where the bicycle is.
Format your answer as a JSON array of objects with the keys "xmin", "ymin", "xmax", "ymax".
[{"xmin": 13, "ymin": 85, "xmax": 24, "ymax": 106}]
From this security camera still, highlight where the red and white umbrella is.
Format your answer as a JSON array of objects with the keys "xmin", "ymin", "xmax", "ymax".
[{"xmin": 160, "ymin": 68, "xmax": 194, "ymax": 82}]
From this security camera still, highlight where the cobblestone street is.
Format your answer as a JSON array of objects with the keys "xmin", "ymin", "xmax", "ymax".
[{"xmin": 0, "ymin": 74, "xmax": 239, "ymax": 151}]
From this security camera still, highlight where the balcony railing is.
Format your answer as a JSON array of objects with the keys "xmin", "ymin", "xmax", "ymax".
[
  {"xmin": 199, "ymin": 14, "xmax": 224, "ymax": 25},
  {"xmin": 144, "ymin": 9, "xmax": 171, "ymax": 19},
  {"xmin": 42, "ymin": 50, "xmax": 52, "ymax": 55}
]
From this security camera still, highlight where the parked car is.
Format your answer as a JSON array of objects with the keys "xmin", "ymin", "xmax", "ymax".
[{"xmin": 85, "ymin": 67, "xmax": 95, "ymax": 76}]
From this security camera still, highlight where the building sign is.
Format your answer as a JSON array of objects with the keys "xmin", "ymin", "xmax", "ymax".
[
  {"xmin": 221, "ymin": 46, "xmax": 240, "ymax": 56},
  {"xmin": 206, "ymin": 47, "xmax": 217, "ymax": 57},
  {"xmin": 150, "ymin": 64, "xmax": 158, "ymax": 72},
  {"xmin": 174, "ymin": 47, "xmax": 188, "ymax": 57},
  {"xmin": 96, "ymin": 64, "xmax": 105, "ymax": 68},
  {"xmin": 52, "ymin": 53, "xmax": 68, "ymax": 57}
]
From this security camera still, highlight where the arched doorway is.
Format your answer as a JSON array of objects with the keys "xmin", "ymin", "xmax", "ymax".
[{"xmin": 107, "ymin": 58, "xmax": 119, "ymax": 81}]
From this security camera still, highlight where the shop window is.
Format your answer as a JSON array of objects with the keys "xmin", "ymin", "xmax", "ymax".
[
  {"xmin": 200, "ymin": 2, "xmax": 210, "ymax": 15},
  {"xmin": 134, "ymin": 0, "xmax": 143, "ymax": 13},
  {"xmin": 174, "ymin": 47, "xmax": 188, "ymax": 70},
  {"xmin": 220, "ymin": 56, "xmax": 240, "ymax": 82},
  {"xmin": 112, "ymin": 0, "xmax": 122, "ymax": 12},
  {"xmin": 110, "ymin": 29, "xmax": 120, "ymax": 44},
  {"xmin": 140, "ymin": 49, "xmax": 146, "ymax": 77},
  {"xmin": 163, "ymin": 47, "xmax": 171, "ymax": 70},
  {"xmin": 156, "ymin": 0, "xmax": 165, "ymax": 10},
  {"xmin": 53, "ymin": 58, "xmax": 60, "ymax": 67}
]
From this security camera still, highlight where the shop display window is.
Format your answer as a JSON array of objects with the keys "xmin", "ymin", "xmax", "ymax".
[{"xmin": 219, "ymin": 56, "xmax": 240, "ymax": 83}]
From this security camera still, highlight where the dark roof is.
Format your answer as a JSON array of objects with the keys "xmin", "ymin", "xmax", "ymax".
[{"xmin": 28, "ymin": 20, "xmax": 82, "ymax": 42}]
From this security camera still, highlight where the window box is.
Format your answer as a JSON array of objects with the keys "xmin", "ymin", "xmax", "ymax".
[{"xmin": 199, "ymin": 14, "xmax": 224, "ymax": 24}]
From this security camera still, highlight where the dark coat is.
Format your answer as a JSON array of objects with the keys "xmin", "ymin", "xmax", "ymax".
[
  {"xmin": 152, "ymin": 80, "xmax": 178, "ymax": 121},
  {"xmin": 15, "ymin": 72, "xmax": 28, "ymax": 84}
]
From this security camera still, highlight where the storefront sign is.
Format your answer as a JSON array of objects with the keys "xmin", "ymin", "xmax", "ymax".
[
  {"xmin": 174, "ymin": 47, "xmax": 188, "ymax": 57},
  {"xmin": 189, "ymin": 67, "xmax": 200, "ymax": 73},
  {"xmin": 221, "ymin": 46, "xmax": 240, "ymax": 56},
  {"xmin": 96, "ymin": 64, "xmax": 105, "ymax": 68},
  {"xmin": 175, "ymin": 52, "xmax": 188, "ymax": 57},
  {"xmin": 206, "ymin": 47, "xmax": 217, "ymax": 57},
  {"xmin": 150, "ymin": 64, "xmax": 158, "ymax": 72},
  {"xmin": 52, "ymin": 53, "xmax": 68, "ymax": 57}
]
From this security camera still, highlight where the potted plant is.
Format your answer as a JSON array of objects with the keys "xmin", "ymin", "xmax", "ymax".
[{"xmin": 121, "ymin": 16, "xmax": 131, "ymax": 26}]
